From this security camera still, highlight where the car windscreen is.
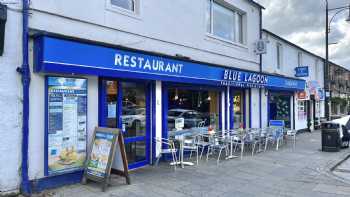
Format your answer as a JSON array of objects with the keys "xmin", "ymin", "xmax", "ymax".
[{"xmin": 168, "ymin": 111, "xmax": 183, "ymax": 117}]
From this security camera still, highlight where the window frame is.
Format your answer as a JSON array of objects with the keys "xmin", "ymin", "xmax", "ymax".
[
  {"xmin": 106, "ymin": 0, "xmax": 140, "ymax": 18},
  {"xmin": 314, "ymin": 59, "xmax": 319, "ymax": 80},
  {"xmin": 276, "ymin": 43, "xmax": 283, "ymax": 70},
  {"xmin": 206, "ymin": 0, "xmax": 246, "ymax": 45},
  {"xmin": 298, "ymin": 52, "xmax": 303, "ymax": 67}
]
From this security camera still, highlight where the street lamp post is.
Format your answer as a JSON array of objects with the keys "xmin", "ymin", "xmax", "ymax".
[{"xmin": 324, "ymin": 1, "xmax": 350, "ymax": 120}]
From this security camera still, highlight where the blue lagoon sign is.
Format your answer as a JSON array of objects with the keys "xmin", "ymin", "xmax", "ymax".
[{"xmin": 34, "ymin": 36, "xmax": 305, "ymax": 91}]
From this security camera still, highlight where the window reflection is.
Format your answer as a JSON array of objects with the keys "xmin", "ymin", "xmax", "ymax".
[
  {"xmin": 233, "ymin": 91, "xmax": 244, "ymax": 129},
  {"xmin": 105, "ymin": 80, "xmax": 118, "ymax": 128},
  {"xmin": 168, "ymin": 88, "xmax": 220, "ymax": 133},
  {"xmin": 121, "ymin": 82, "xmax": 146, "ymax": 138},
  {"xmin": 269, "ymin": 93, "xmax": 291, "ymax": 128}
]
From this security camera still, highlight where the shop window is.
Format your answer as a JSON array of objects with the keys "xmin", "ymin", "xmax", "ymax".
[
  {"xmin": 269, "ymin": 93, "xmax": 291, "ymax": 128},
  {"xmin": 110, "ymin": 0, "xmax": 135, "ymax": 12},
  {"xmin": 106, "ymin": 80, "xmax": 118, "ymax": 128},
  {"xmin": 206, "ymin": 0, "xmax": 246, "ymax": 44},
  {"xmin": 121, "ymin": 82, "xmax": 146, "ymax": 138},
  {"xmin": 233, "ymin": 91, "xmax": 244, "ymax": 128},
  {"xmin": 167, "ymin": 88, "xmax": 220, "ymax": 134},
  {"xmin": 297, "ymin": 100, "xmax": 307, "ymax": 120}
]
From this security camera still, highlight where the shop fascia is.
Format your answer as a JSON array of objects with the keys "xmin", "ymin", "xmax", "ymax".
[
  {"xmin": 114, "ymin": 53, "xmax": 184, "ymax": 74},
  {"xmin": 223, "ymin": 69, "xmax": 268, "ymax": 87}
]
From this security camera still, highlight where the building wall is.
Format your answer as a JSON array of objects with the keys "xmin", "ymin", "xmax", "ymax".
[
  {"xmin": 262, "ymin": 31, "xmax": 325, "ymax": 130},
  {"xmin": 28, "ymin": 0, "xmax": 261, "ymax": 71},
  {"xmin": 0, "ymin": 0, "xmax": 262, "ymax": 192},
  {"xmin": 0, "ymin": 4, "xmax": 22, "ymax": 194}
]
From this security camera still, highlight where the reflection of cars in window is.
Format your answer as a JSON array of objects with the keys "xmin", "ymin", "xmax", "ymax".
[
  {"xmin": 168, "ymin": 109, "xmax": 206, "ymax": 130},
  {"xmin": 122, "ymin": 107, "xmax": 146, "ymax": 129}
]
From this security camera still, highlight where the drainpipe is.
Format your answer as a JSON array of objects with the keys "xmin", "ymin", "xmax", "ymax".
[
  {"xmin": 16, "ymin": 0, "xmax": 31, "ymax": 195},
  {"xmin": 259, "ymin": 8, "xmax": 263, "ymax": 128}
]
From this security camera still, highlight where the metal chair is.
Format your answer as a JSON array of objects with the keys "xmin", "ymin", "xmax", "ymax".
[
  {"xmin": 154, "ymin": 137, "xmax": 178, "ymax": 170},
  {"xmin": 264, "ymin": 127, "xmax": 284, "ymax": 151},
  {"xmin": 233, "ymin": 129, "xmax": 259, "ymax": 159},
  {"xmin": 286, "ymin": 129, "xmax": 298, "ymax": 149},
  {"xmin": 183, "ymin": 135, "xmax": 200, "ymax": 165},
  {"xmin": 206, "ymin": 133, "xmax": 229, "ymax": 165}
]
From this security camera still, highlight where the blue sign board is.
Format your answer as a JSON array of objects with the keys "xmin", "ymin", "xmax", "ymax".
[
  {"xmin": 34, "ymin": 36, "xmax": 306, "ymax": 91},
  {"xmin": 295, "ymin": 66, "xmax": 309, "ymax": 77}
]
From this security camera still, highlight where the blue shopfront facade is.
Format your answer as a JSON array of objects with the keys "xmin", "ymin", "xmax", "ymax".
[{"xmin": 31, "ymin": 35, "xmax": 305, "ymax": 191}]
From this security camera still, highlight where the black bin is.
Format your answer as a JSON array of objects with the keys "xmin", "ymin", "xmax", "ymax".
[{"xmin": 321, "ymin": 122, "xmax": 341, "ymax": 152}]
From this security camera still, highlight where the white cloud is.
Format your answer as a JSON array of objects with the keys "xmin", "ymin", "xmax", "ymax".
[{"xmin": 257, "ymin": 0, "xmax": 350, "ymax": 69}]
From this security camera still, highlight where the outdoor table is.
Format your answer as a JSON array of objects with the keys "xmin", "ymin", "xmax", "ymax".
[
  {"xmin": 225, "ymin": 129, "xmax": 240, "ymax": 160},
  {"xmin": 169, "ymin": 127, "xmax": 208, "ymax": 168}
]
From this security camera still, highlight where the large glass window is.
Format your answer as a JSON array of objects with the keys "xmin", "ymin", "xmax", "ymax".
[
  {"xmin": 206, "ymin": 0, "xmax": 245, "ymax": 44},
  {"xmin": 269, "ymin": 93, "xmax": 291, "ymax": 128},
  {"xmin": 232, "ymin": 91, "xmax": 244, "ymax": 129},
  {"xmin": 167, "ymin": 88, "xmax": 220, "ymax": 134}
]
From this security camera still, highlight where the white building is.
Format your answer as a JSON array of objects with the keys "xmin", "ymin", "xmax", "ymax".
[
  {"xmin": 262, "ymin": 29, "xmax": 325, "ymax": 131},
  {"xmin": 0, "ymin": 0, "xmax": 307, "ymax": 194}
]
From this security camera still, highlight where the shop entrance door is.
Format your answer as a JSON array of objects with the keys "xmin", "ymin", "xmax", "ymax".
[{"xmin": 100, "ymin": 79, "xmax": 150, "ymax": 169}]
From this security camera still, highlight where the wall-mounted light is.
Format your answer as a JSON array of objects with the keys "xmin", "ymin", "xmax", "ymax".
[{"xmin": 264, "ymin": 89, "xmax": 269, "ymax": 96}]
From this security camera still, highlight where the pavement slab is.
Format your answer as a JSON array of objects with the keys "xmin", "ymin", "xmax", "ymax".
[{"xmin": 41, "ymin": 130, "xmax": 350, "ymax": 197}]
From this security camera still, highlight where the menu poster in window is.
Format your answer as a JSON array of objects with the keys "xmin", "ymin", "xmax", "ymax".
[{"xmin": 47, "ymin": 76, "xmax": 87, "ymax": 175}]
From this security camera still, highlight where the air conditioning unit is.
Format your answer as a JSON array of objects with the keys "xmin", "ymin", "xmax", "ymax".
[{"xmin": 254, "ymin": 39, "xmax": 267, "ymax": 55}]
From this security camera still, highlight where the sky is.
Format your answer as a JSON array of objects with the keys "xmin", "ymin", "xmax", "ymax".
[{"xmin": 256, "ymin": 0, "xmax": 350, "ymax": 69}]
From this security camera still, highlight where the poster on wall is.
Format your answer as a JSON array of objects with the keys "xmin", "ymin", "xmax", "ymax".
[{"xmin": 47, "ymin": 76, "xmax": 87, "ymax": 175}]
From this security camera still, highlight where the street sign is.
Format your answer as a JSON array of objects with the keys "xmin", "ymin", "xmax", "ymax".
[{"xmin": 295, "ymin": 66, "xmax": 309, "ymax": 77}]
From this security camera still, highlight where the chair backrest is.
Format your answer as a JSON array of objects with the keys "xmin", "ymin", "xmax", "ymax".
[
  {"xmin": 269, "ymin": 120, "xmax": 285, "ymax": 138},
  {"xmin": 197, "ymin": 120, "xmax": 206, "ymax": 127}
]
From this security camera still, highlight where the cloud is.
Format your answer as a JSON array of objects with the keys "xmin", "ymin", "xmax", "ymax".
[{"xmin": 257, "ymin": 0, "xmax": 350, "ymax": 69}]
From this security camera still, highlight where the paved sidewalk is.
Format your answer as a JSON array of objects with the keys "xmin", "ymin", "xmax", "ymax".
[{"xmin": 47, "ymin": 131, "xmax": 350, "ymax": 197}]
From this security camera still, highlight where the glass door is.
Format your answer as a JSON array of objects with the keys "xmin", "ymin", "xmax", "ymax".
[{"xmin": 101, "ymin": 79, "xmax": 150, "ymax": 169}]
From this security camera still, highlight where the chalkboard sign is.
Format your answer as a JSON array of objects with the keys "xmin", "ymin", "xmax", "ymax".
[{"xmin": 82, "ymin": 127, "xmax": 130, "ymax": 191}]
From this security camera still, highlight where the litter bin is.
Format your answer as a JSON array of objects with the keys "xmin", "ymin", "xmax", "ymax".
[{"xmin": 321, "ymin": 122, "xmax": 341, "ymax": 152}]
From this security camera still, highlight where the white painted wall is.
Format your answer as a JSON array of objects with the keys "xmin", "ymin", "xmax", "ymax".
[
  {"xmin": 250, "ymin": 88, "xmax": 260, "ymax": 128},
  {"xmin": 262, "ymin": 31, "xmax": 325, "ymax": 130},
  {"xmin": 0, "ymin": 4, "xmax": 22, "ymax": 194},
  {"xmin": 28, "ymin": 0, "xmax": 261, "ymax": 71}
]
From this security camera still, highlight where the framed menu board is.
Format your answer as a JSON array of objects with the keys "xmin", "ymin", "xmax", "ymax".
[
  {"xmin": 83, "ymin": 127, "xmax": 130, "ymax": 191},
  {"xmin": 45, "ymin": 76, "xmax": 88, "ymax": 176}
]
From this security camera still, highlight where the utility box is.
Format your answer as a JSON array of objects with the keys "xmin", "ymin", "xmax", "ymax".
[{"xmin": 321, "ymin": 122, "xmax": 341, "ymax": 152}]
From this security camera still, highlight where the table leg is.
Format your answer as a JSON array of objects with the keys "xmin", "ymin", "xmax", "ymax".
[{"xmin": 226, "ymin": 136, "xmax": 238, "ymax": 159}]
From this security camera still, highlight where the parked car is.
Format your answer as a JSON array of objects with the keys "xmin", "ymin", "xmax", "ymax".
[
  {"xmin": 168, "ymin": 109, "xmax": 205, "ymax": 130},
  {"xmin": 331, "ymin": 115, "xmax": 350, "ymax": 148},
  {"xmin": 122, "ymin": 107, "xmax": 146, "ymax": 129}
]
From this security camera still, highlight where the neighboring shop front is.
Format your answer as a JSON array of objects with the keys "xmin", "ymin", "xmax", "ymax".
[
  {"xmin": 295, "ymin": 81, "xmax": 325, "ymax": 131},
  {"xmin": 28, "ymin": 35, "xmax": 305, "ymax": 191},
  {"xmin": 268, "ymin": 91, "xmax": 293, "ymax": 129}
]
